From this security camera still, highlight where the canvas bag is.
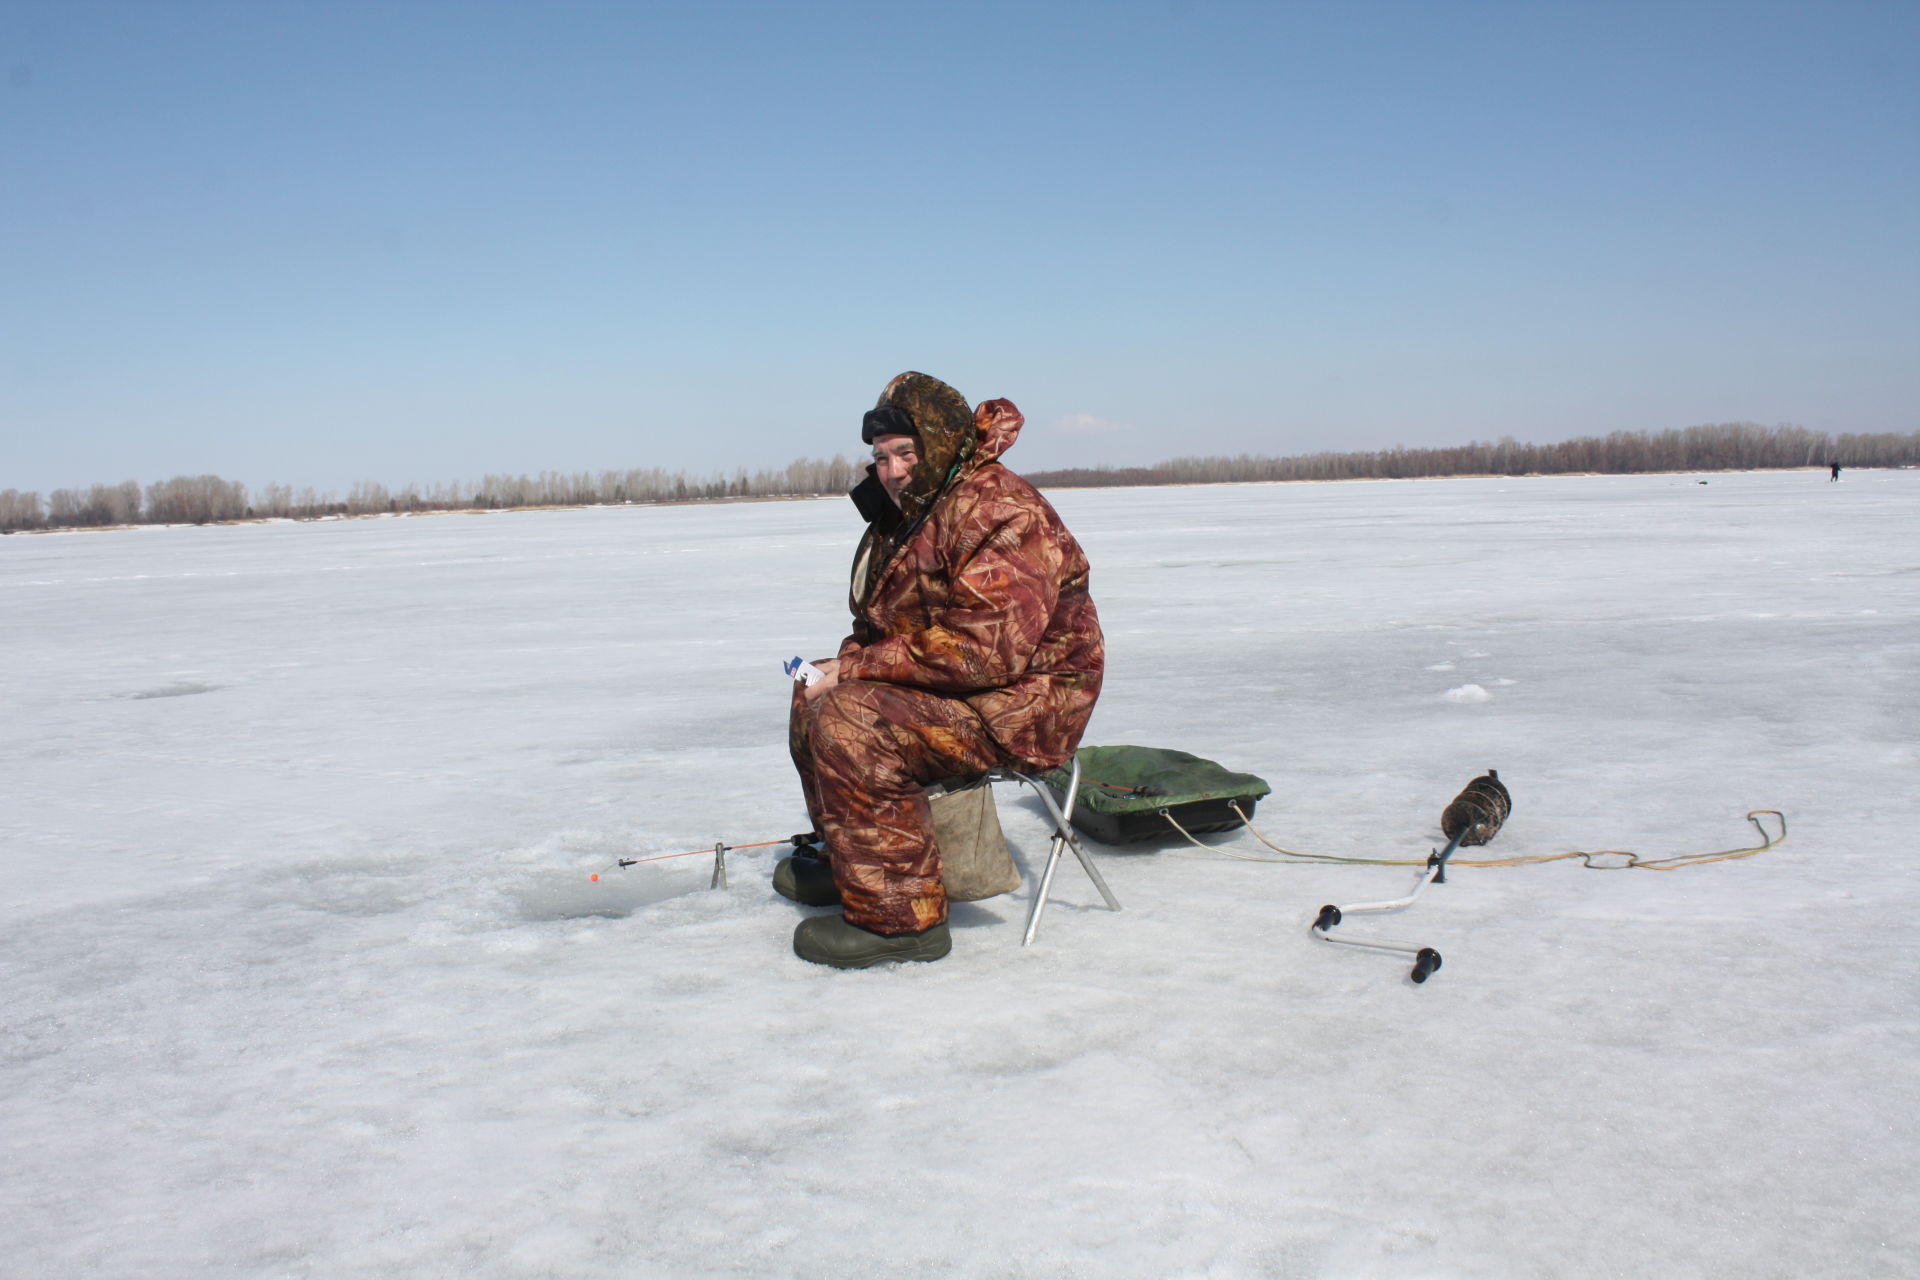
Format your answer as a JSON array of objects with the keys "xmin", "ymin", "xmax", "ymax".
[{"xmin": 927, "ymin": 774, "xmax": 1021, "ymax": 901}]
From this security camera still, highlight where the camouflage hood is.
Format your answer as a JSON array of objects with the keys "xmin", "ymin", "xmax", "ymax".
[
  {"xmin": 854, "ymin": 372, "xmax": 1027, "ymax": 600},
  {"xmin": 867, "ymin": 371, "xmax": 1027, "ymax": 519},
  {"xmin": 871, "ymin": 371, "xmax": 975, "ymax": 526}
]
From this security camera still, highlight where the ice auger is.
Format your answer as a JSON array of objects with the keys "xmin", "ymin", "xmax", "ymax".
[{"xmin": 1310, "ymin": 770, "xmax": 1511, "ymax": 984}]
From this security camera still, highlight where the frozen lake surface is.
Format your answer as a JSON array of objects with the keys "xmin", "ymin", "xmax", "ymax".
[{"xmin": 4, "ymin": 470, "xmax": 1916, "ymax": 1278}]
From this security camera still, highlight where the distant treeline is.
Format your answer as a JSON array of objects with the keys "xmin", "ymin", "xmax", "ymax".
[
  {"xmin": 0, "ymin": 458, "xmax": 862, "ymax": 533},
  {"xmin": 5, "ymin": 422, "xmax": 1915, "ymax": 534},
  {"xmin": 1024, "ymin": 422, "xmax": 1918, "ymax": 488}
]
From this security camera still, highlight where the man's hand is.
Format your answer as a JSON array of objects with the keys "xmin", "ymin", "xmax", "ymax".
[{"xmin": 801, "ymin": 658, "xmax": 841, "ymax": 703}]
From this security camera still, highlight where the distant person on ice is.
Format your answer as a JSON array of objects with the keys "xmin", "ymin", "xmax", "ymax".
[
  {"xmin": 779, "ymin": 371, "xmax": 1104, "ymax": 968},
  {"xmin": 1831, "ymin": 462, "xmax": 1842, "ymax": 481}
]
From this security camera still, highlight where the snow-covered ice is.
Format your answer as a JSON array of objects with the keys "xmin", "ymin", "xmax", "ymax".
[{"xmin": 3, "ymin": 470, "xmax": 1916, "ymax": 1278}]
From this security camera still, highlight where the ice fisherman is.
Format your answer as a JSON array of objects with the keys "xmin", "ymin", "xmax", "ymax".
[{"xmin": 778, "ymin": 371, "xmax": 1105, "ymax": 967}]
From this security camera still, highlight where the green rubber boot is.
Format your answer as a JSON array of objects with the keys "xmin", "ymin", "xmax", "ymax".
[
  {"xmin": 772, "ymin": 853, "xmax": 841, "ymax": 906},
  {"xmin": 793, "ymin": 915, "xmax": 952, "ymax": 968}
]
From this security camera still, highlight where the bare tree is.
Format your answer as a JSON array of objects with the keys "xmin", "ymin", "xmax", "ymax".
[
  {"xmin": 96, "ymin": 480, "xmax": 142, "ymax": 524},
  {"xmin": 1029, "ymin": 425, "xmax": 1920, "ymax": 489},
  {"xmin": 49, "ymin": 480, "xmax": 145, "ymax": 526},
  {"xmin": 0, "ymin": 489, "xmax": 46, "ymax": 532},
  {"xmin": 145, "ymin": 475, "xmax": 248, "ymax": 524},
  {"xmin": 47, "ymin": 489, "xmax": 85, "ymax": 526},
  {"xmin": 345, "ymin": 481, "xmax": 391, "ymax": 516},
  {"xmin": 255, "ymin": 483, "xmax": 294, "ymax": 518}
]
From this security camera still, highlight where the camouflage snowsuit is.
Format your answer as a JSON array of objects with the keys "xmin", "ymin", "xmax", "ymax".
[{"xmin": 789, "ymin": 374, "xmax": 1104, "ymax": 934}]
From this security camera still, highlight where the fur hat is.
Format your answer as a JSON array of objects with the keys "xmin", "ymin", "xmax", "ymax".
[{"xmin": 860, "ymin": 406, "xmax": 919, "ymax": 444}]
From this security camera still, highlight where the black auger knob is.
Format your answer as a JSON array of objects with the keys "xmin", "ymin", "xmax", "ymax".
[{"xmin": 1411, "ymin": 948, "xmax": 1443, "ymax": 984}]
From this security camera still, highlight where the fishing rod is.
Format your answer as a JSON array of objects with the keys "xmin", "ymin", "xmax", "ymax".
[{"xmin": 592, "ymin": 834, "xmax": 813, "ymax": 889}]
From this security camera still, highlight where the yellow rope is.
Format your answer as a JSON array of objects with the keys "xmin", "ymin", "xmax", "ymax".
[{"xmin": 1174, "ymin": 804, "xmax": 1788, "ymax": 870}]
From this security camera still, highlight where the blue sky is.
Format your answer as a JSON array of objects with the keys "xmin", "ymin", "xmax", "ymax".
[{"xmin": 2, "ymin": 0, "xmax": 1914, "ymax": 494}]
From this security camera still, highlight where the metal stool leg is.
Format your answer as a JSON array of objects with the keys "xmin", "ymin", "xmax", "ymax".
[{"xmin": 1005, "ymin": 756, "xmax": 1120, "ymax": 946}]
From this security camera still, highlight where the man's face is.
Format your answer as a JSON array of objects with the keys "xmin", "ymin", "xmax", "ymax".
[{"xmin": 871, "ymin": 433, "xmax": 920, "ymax": 507}]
